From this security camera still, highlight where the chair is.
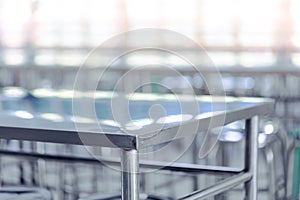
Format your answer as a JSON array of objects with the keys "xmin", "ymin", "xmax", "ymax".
[{"xmin": 289, "ymin": 127, "xmax": 300, "ymax": 198}]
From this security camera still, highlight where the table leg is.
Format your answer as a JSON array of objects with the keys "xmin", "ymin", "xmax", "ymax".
[
  {"xmin": 245, "ymin": 116, "xmax": 259, "ymax": 200},
  {"xmin": 121, "ymin": 149, "xmax": 139, "ymax": 200}
]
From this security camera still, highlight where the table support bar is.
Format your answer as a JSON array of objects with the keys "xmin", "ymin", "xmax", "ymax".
[
  {"xmin": 179, "ymin": 172, "xmax": 252, "ymax": 200},
  {"xmin": 0, "ymin": 149, "xmax": 242, "ymax": 174}
]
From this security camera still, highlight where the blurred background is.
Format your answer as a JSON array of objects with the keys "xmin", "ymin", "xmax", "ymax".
[
  {"xmin": 0, "ymin": 0, "xmax": 298, "ymax": 199},
  {"xmin": 0, "ymin": 0, "xmax": 299, "ymax": 127}
]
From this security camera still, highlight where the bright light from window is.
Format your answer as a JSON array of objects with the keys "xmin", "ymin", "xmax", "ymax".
[
  {"xmin": 209, "ymin": 52, "xmax": 237, "ymax": 66},
  {"xmin": 34, "ymin": 51, "xmax": 56, "ymax": 65},
  {"xmin": 292, "ymin": 54, "xmax": 300, "ymax": 66},
  {"xmin": 0, "ymin": 0, "xmax": 294, "ymax": 69},
  {"xmin": 238, "ymin": 0, "xmax": 279, "ymax": 47},
  {"xmin": 239, "ymin": 52, "xmax": 275, "ymax": 67},
  {"xmin": 3, "ymin": 51, "xmax": 25, "ymax": 65}
]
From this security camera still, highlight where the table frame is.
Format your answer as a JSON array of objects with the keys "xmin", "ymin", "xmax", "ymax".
[{"xmin": 0, "ymin": 96, "xmax": 273, "ymax": 200}]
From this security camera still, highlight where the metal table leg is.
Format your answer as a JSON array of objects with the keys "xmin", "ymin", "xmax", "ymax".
[
  {"xmin": 245, "ymin": 116, "xmax": 259, "ymax": 200},
  {"xmin": 121, "ymin": 149, "xmax": 139, "ymax": 200}
]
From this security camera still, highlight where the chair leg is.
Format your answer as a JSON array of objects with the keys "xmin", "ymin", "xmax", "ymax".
[
  {"xmin": 264, "ymin": 146, "xmax": 276, "ymax": 199},
  {"xmin": 292, "ymin": 147, "xmax": 300, "ymax": 196}
]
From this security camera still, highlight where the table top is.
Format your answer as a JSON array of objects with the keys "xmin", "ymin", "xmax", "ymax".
[{"xmin": 0, "ymin": 88, "xmax": 274, "ymax": 149}]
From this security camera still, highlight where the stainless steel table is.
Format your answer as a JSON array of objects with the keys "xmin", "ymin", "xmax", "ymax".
[{"xmin": 0, "ymin": 90, "xmax": 274, "ymax": 200}]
